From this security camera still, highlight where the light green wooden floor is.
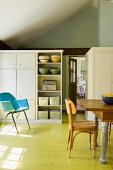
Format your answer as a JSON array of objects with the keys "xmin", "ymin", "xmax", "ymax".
[{"xmin": 0, "ymin": 112, "xmax": 113, "ymax": 170}]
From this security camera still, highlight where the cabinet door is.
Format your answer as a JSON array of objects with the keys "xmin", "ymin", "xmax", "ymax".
[
  {"xmin": 94, "ymin": 52, "xmax": 112, "ymax": 99},
  {"xmin": 0, "ymin": 52, "xmax": 16, "ymax": 68},
  {"xmin": 17, "ymin": 70, "xmax": 35, "ymax": 99},
  {"xmin": 17, "ymin": 53, "xmax": 35, "ymax": 69},
  {"xmin": 17, "ymin": 100, "xmax": 35, "ymax": 120},
  {"xmin": 0, "ymin": 70, "xmax": 16, "ymax": 97},
  {"xmin": 0, "ymin": 70, "xmax": 16, "ymax": 120}
]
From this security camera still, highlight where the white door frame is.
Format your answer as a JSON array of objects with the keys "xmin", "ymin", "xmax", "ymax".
[{"xmin": 65, "ymin": 55, "xmax": 85, "ymax": 99}]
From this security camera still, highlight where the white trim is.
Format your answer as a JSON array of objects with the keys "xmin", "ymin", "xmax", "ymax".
[
  {"xmin": 66, "ymin": 55, "xmax": 85, "ymax": 98},
  {"xmin": 0, "ymin": 50, "xmax": 63, "ymax": 53}
]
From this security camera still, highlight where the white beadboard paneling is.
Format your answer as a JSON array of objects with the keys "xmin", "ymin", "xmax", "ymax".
[
  {"xmin": 94, "ymin": 52, "xmax": 111, "ymax": 99},
  {"xmin": 85, "ymin": 47, "xmax": 113, "ymax": 121}
]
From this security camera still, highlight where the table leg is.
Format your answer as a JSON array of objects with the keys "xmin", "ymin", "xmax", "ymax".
[{"xmin": 100, "ymin": 122, "xmax": 109, "ymax": 164}]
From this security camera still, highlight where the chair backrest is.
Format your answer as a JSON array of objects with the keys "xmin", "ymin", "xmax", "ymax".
[
  {"xmin": 65, "ymin": 98, "xmax": 76, "ymax": 127},
  {"xmin": 0, "ymin": 92, "xmax": 20, "ymax": 110},
  {"xmin": 0, "ymin": 92, "xmax": 15, "ymax": 102}
]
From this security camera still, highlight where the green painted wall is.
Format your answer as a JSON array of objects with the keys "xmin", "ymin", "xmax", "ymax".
[
  {"xmin": 99, "ymin": 0, "xmax": 113, "ymax": 46},
  {"xmin": 23, "ymin": 6, "xmax": 98, "ymax": 106},
  {"xmin": 23, "ymin": 6, "xmax": 98, "ymax": 48}
]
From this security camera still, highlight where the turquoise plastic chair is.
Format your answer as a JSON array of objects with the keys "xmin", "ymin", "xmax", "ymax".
[{"xmin": 0, "ymin": 92, "xmax": 30, "ymax": 134}]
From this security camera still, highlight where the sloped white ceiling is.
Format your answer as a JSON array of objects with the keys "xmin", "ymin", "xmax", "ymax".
[{"xmin": 0, "ymin": 0, "xmax": 94, "ymax": 49}]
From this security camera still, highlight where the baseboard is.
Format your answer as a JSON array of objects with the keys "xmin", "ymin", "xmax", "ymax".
[{"xmin": 0, "ymin": 119, "xmax": 62, "ymax": 124}]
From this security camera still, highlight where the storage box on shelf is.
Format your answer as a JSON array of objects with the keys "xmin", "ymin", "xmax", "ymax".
[
  {"xmin": 49, "ymin": 96, "xmax": 60, "ymax": 105},
  {"xmin": 38, "ymin": 97, "xmax": 48, "ymax": 105},
  {"xmin": 50, "ymin": 110, "xmax": 61, "ymax": 119},
  {"xmin": 42, "ymin": 80, "xmax": 57, "ymax": 91},
  {"xmin": 38, "ymin": 96, "xmax": 60, "ymax": 106},
  {"xmin": 37, "ymin": 50, "xmax": 63, "ymax": 123},
  {"xmin": 38, "ymin": 110, "xmax": 48, "ymax": 119}
]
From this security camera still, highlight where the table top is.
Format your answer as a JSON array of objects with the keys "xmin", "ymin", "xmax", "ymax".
[{"xmin": 78, "ymin": 99, "xmax": 113, "ymax": 112}]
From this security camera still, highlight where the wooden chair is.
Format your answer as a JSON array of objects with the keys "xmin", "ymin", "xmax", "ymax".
[{"xmin": 65, "ymin": 98, "xmax": 97, "ymax": 158}]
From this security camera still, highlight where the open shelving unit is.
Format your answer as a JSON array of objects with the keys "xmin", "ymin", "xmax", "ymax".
[{"xmin": 36, "ymin": 50, "xmax": 63, "ymax": 124}]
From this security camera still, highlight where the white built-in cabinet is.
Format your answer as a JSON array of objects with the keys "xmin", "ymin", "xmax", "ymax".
[
  {"xmin": 0, "ymin": 50, "xmax": 63, "ymax": 124},
  {"xmin": 36, "ymin": 50, "xmax": 63, "ymax": 124},
  {"xmin": 0, "ymin": 53, "xmax": 16, "ymax": 97},
  {"xmin": 0, "ymin": 51, "xmax": 36, "ymax": 121},
  {"xmin": 16, "ymin": 52, "xmax": 36, "ymax": 120},
  {"xmin": 85, "ymin": 47, "xmax": 113, "ymax": 121}
]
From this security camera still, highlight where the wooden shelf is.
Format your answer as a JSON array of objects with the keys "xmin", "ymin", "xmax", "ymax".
[
  {"xmin": 38, "ymin": 105, "xmax": 61, "ymax": 106},
  {"xmin": 38, "ymin": 90, "xmax": 61, "ymax": 92},
  {"xmin": 38, "ymin": 62, "xmax": 61, "ymax": 64},
  {"xmin": 38, "ymin": 74, "xmax": 61, "ymax": 76},
  {"xmin": 36, "ymin": 50, "xmax": 63, "ymax": 124}
]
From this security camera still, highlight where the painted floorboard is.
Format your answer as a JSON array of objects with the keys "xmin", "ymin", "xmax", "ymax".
[{"xmin": 0, "ymin": 112, "xmax": 113, "ymax": 169}]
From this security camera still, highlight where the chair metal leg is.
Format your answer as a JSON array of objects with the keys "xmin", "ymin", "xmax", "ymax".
[
  {"xmin": 23, "ymin": 111, "xmax": 30, "ymax": 129},
  {"xmin": 12, "ymin": 113, "xmax": 19, "ymax": 134},
  {"xmin": 13, "ymin": 112, "xmax": 20, "ymax": 127},
  {"xmin": 15, "ymin": 112, "xmax": 20, "ymax": 123},
  {"xmin": 1, "ymin": 113, "xmax": 10, "ymax": 130}
]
